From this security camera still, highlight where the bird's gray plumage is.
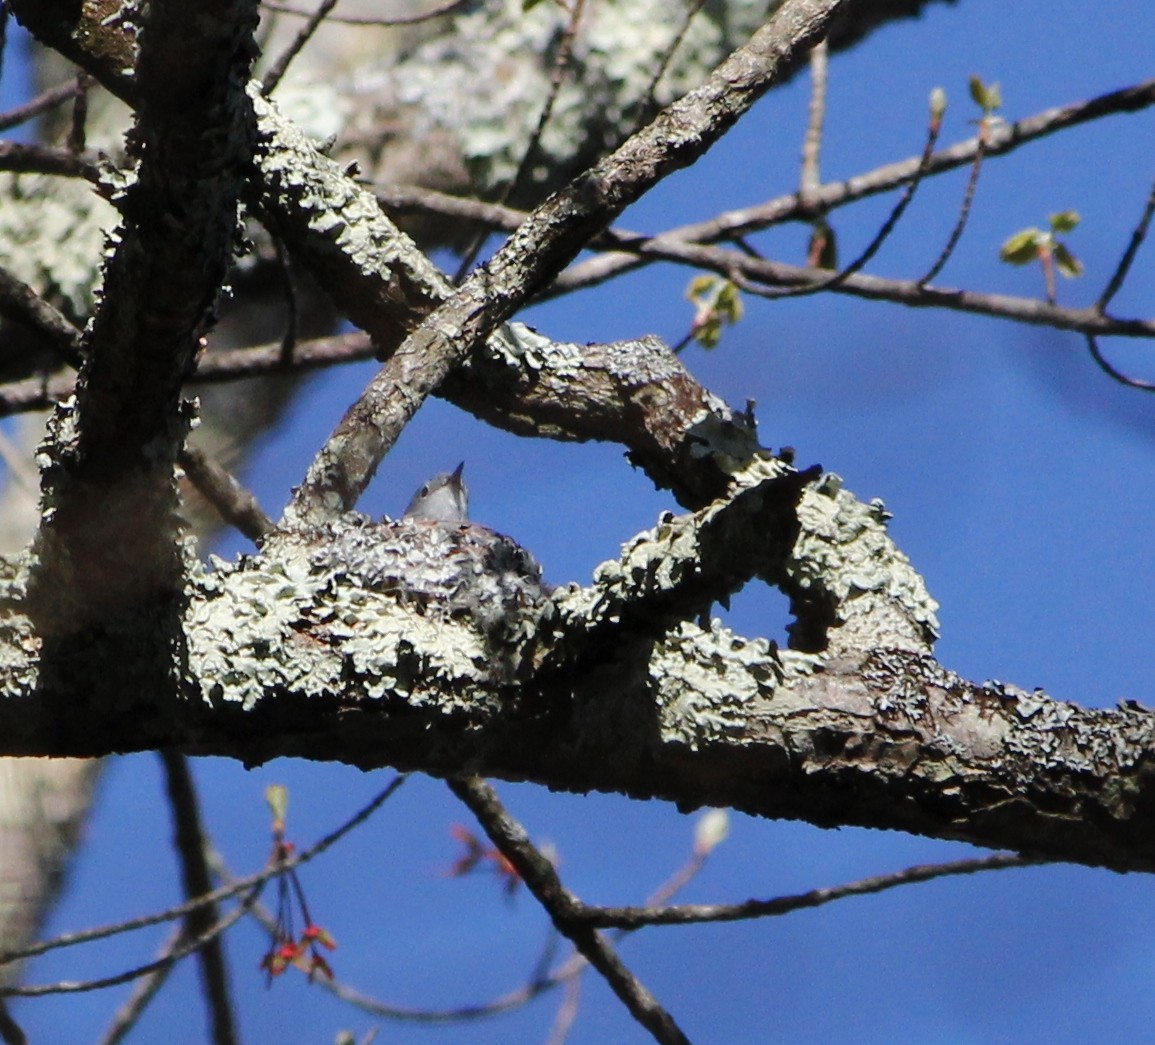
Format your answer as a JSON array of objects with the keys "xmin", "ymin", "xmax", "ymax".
[
  {"xmin": 403, "ymin": 461, "xmax": 469, "ymax": 523},
  {"xmin": 265, "ymin": 463, "xmax": 549, "ymax": 671}
]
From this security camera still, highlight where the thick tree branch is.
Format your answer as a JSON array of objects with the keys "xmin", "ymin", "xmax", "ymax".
[
  {"xmin": 2, "ymin": 464, "xmax": 1154, "ymax": 873},
  {"xmin": 28, "ymin": 1, "xmax": 261, "ymax": 635}
]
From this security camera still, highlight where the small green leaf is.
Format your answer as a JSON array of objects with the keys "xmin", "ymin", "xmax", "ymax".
[
  {"xmin": 968, "ymin": 75, "xmax": 1001, "ymax": 113},
  {"xmin": 1049, "ymin": 210, "xmax": 1080, "ymax": 233},
  {"xmin": 1053, "ymin": 242, "xmax": 1084, "ymax": 279},
  {"xmin": 715, "ymin": 281, "xmax": 744, "ymax": 323},
  {"xmin": 685, "ymin": 276, "xmax": 744, "ymax": 350},
  {"xmin": 686, "ymin": 274, "xmax": 716, "ymax": 301},
  {"xmin": 265, "ymin": 784, "xmax": 289, "ymax": 823},
  {"xmin": 696, "ymin": 317, "xmax": 722, "ymax": 349},
  {"xmin": 999, "ymin": 228, "xmax": 1043, "ymax": 265}
]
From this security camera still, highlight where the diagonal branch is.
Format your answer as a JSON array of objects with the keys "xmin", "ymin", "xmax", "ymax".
[
  {"xmin": 448, "ymin": 776, "xmax": 690, "ymax": 1045},
  {"xmin": 284, "ymin": 0, "xmax": 850, "ymax": 525}
]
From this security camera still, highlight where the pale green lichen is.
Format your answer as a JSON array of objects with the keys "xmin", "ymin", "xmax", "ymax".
[
  {"xmin": 648, "ymin": 618, "xmax": 817, "ymax": 748},
  {"xmin": 0, "ymin": 173, "xmax": 117, "ymax": 322},
  {"xmin": 790, "ymin": 472, "xmax": 940, "ymax": 649},
  {"xmin": 0, "ymin": 552, "xmax": 39, "ymax": 695},
  {"xmin": 188, "ymin": 551, "xmax": 485, "ymax": 711},
  {"xmin": 330, "ymin": 0, "xmax": 778, "ymax": 194}
]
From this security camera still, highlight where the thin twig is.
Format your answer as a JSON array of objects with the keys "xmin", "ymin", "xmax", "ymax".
[
  {"xmin": 4, "ymin": 892, "xmax": 258, "ymax": 998},
  {"xmin": 160, "ymin": 752, "xmax": 239, "ymax": 1045},
  {"xmin": 66, "ymin": 72, "xmax": 93, "ymax": 153},
  {"xmin": 453, "ymin": 0, "xmax": 587, "ymax": 283},
  {"xmin": 95, "ymin": 927, "xmax": 183, "ymax": 1045},
  {"xmin": 0, "ymin": 77, "xmax": 84, "ymax": 133},
  {"xmin": 553, "ymin": 77, "xmax": 1155, "ymax": 295},
  {"xmin": 0, "ymin": 139, "xmax": 103, "ymax": 179},
  {"xmin": 546, "ymin": 974, "xmax": 582, "ymax": 1045},
  {"xmin": 0, "ymin": 776, "xmax": 405, "ymax": 970},
  {"xmin": 260, "ymin": 0, "xmax": 469, "ymax": 25},
  {"xmin": 1097, "ymin": 177, "xmax": 1155, "ymax": 312},
  {"xmin": 238, "ymin": 880, "xmax": 570, "ymax": 1021},
  {"xmin": 275, "ymin": 236, "xmax": 300, "ymax": 364},
  {"xmin": 449, "ymin": 777, "xmax": 691, "ymax": 1045},
  {"xmin": 1084, "ymin": 334, "xmax": 1155, "ymax": 392},
  {"xmin": 799, "ymin": 37, "xmax": 827, "ymax": 199},
  {"xmin": 375, "ymin": 183, "xmax": 1155, "ymax": 339},
  {"xmin": 261, "ymin": 0, "xmax": 339, "ymax": 95},
  {"xmin": 179, "ymin": 444, "xmax": 274, "ymax": 542},
  {"xmin": 610, "ymin": 229, "xmax": 1155, "ymax": 338},
  {"xmin": 917, "ymin": 118, "xmax": 988, "ymax": 285},
  {"xmin": 763, "ymin": 98, "xmax": 942, "ymax": 299},
  {"xmin": 575, "ymin": 852, "xmax": 1043, "ymax": 929},
  {"xmin": 0, "ymin": 263, "xmax": 84, "ymax": 368},
  {"xmin": 637, "ymin": 0, "xmax": 706, "ymax": 127}
]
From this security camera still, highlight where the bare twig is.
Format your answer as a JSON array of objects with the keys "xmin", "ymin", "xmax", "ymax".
[
  {"xmin": 553, "ymin": 77, "xmax": 1155, "ymax": 294},
  {"xmin": 453, "ymin": 0, "xmax": 587, "ymax": 283},
  {"xmin": 799, "ymin": 37, "xmax": 827, "ymax": 199},
  {"xmin": 918, "ymin": 117, "xmax": 988, "ymax": 285},
  {"xmin": 0, "ymin": 776, "xmax": 405, "ymax": 970},
  {"xmin": 0, "ymin": 263, "xmax": 84, "ymax": 369},
  {"xmin": 4, "ymin": 891, "xmax": 257, "ymax": 998},
  {"xmin": 0, "ymin": 139, "xmax": 103, "ymax": 178},
  {"xmin": 576, "ymin": 852, "xmax": 1042, "ymax": 929},
  {"xmin": 1084, "ymin": 334, "xmax": 1155, "ymax": 392},
  {"xmin": 449, "ymin": 776, "xmax": 691, "ymax": 1045},
  {"xmin": 159, "ymin": 751, "xmax": 239, "ymax": 1045},
  {"xmin": 378, "ymin": 183, "xmax": 1155, "ymax": 338},
  {"xmin": 0, "ymin": 77, "xmax": 84, "ymax": 132},
  {"xmin": 261, "ymin": 0, "xmax": 339, "ymax": 95},
  {"xmin": 762, "ymin": 95, "xmax": 942, "ymax": 300},
  {"xmin": 609, "ymin": 231, "xmax": 1155, "ymax": 337},
  {"xmin": 546, "ymin": 975, "xmax": 582, "ymax": 1045},
  {"xmin": 260, "ymin": 0, "xmax": 469, "ymax": 25},
  {"xmin": 637, "ymin": 0, "xmax": 707, "ymax": 126},
  {"xmin": 179, "ymin": 444, "xmax": 274, "ymax": 542},
  {"xmin": 1097, "ymin": 177, "xmax": 1155, "ymax": 312},
  {"xmin": 66, "ymin": 72, "xmax": 93, "ymax": 153},
  {"xmin": 95, "ymin": 927, "xmax": 183, "ymax": 1045},
  {"xmin": 274, "ymin": 236, "xmax": 300, "ymax": 364}
]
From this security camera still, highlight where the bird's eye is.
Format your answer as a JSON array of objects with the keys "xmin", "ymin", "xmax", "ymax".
[{"xmin": 420, "ymin": 484, "xmax": 431, "ymax": 497}]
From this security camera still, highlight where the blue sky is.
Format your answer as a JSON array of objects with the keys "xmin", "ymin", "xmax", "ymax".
[{"xmin": 8, "ymin": 1, "xmax": 1155, "ymax": 1042}]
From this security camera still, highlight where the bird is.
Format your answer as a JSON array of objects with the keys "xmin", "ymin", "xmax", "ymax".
[
  {"xmin": 403, "ymin": 461, "xmax": 469, "ymax": 523},
  {"xmin": 282, "ymin": 462, "xmax": 549, "ymax": 647}
]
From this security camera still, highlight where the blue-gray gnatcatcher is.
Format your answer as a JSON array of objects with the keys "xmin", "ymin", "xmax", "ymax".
[{"xmin": 403, "ymin": 461, "xmax": 469, "ymax": 523}]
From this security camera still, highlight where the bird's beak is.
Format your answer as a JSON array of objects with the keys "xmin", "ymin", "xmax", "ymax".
[{"xmin": 450, "ymin": 461, "xmax": 465, "ymax": 486}]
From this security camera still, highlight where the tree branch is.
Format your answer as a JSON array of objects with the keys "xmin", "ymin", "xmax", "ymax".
[
  {"xmin": 2, "ymin": 464, "xmax": 1154, "ymax": 873},
  {"xmin": 448, "ymin": 776, "xmax": 690, "ymax": 1045},
  {"xmin": 283, "ymin": 0, "xmax": 850, "ymax": 524}
]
